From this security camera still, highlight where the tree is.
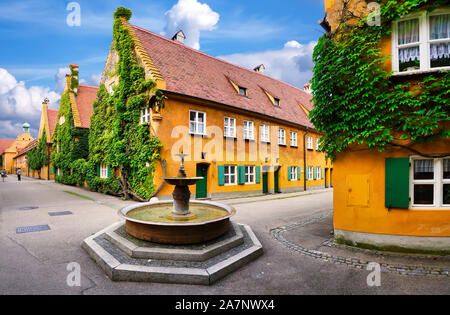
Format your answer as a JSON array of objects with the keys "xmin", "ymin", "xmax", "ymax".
[{"xmin": 28, "ymin": 130, "xmax": 49, "ymax": 179}]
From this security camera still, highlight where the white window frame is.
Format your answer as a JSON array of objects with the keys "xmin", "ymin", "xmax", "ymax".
[
  {"xmin": 392, "ymin": 9, "xmax": 450, "ymax": 74},
  {"xmin": 189, "ymin": 110, "xmax": 206, "ymax": 136},
  {"xmin": 315, "ymin": 167, "xmax": 322, "ymax": 180},
  {"xmin": 290, "ymin": 132, "xmax": 298, "ymax": 147},
  {"xmin": 278, "ymin": 129, "xmax": 286, "ymax": 145},
  {"xmin": 140, "ymin": 107, "xmax": 150, "ymax": 124},
  {"xmin": 245, "ymin": 166, "xmax": 256, "ymax": 184},
  {"xmin": 224, "ymin": 117, "xmax": 236, "ymax": 138},
  {"xmin": 290, "ymin": 167, "xmax": 298, "ymax": 181},
  {"xmin": 260, "ymin": 124, "xmax": 270, "ymax": 143},
  {"xmin": 224, "ymin": 165, "xmax": 237, "ymax": 186},
  {"xmin": 307, "ymin": 136, "xmax": 314, "ymax": 150},
  {"xmin": 409, "ymin": 157, "xmax": 450, "ymax": 209},
  {"xmin": 100, "ymin": 164, "xmax": 108, "ymax": 179},
  {"xmin": 244, "ymin": 120, "xmax": 255, "ymax": 140}
]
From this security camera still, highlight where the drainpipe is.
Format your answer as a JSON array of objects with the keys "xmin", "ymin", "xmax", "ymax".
[{"xmin": 303, "ymin": 127, "xmax": 309, "ymax": 192}]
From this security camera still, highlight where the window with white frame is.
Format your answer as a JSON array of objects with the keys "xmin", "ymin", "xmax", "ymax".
[
  {"xmin": 224, "ymin": 117, "xmax": 236, "ymax": 138},
  {"xmin": 244, "ymin": 121, "xmax": 255, "ymax": 140},
  {"xmin": 316, "ymin": 138, "xmax": 321, "ymax": 151},
  {"xmin": 260, "ymin": 124, "xmax": 270, "ymax": 143},
  {"xmin": 108, "ymin": 83, "xmax": 115, "ymax": 95},
  {"xmin": 290, "ymin": 167, "xmax": 298, "ymax": 181},
  {"xmin": 308, "ymin": 167, "xmax": 314, "ymax": 180},
  {"xmin": 290, "ymin": 132, "xmax": 298, "ymax": 147},
  {"xmin": 224, "ymin": 165, "xmax": 237, "ymax": 185},
  {"xmin": 140, "ymin": 107, "xmax": 150, "ymax": 124},
  {"xmin": 315, "ymin": 167, "xmax": 322, "ymax": 179},
  {"xmin": 307, "ymin": 136, "xmax": 313, "ymax": 150},
  {"xmin": 100, "ymin": 164, "xmax": 108, "ymax": 179},
  {"xmin": 392, "ymin": 10, "xmax": 450, "ymax": 73},
  {"xmin": 189, "ymin": 110, "xmax": 206, "ymax": 135},
  {"xmin": 245, "ymin": 166, "xmax": 256, "ymax": 184},
  {"xmin": 278, "ymin": 129, "xmax": 286, "ymax": 145},
  {"xmin": 410, "ymin": 158, "xmax": 450, "ymax": 208}
]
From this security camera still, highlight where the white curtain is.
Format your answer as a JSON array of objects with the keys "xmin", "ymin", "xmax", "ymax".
[
  {"xmin": 444, "ymin": 160, "xmax": 450, "ymax": 173},
  {"xmin": 415, "ymin": 160, "xmax": 434, "ymax": 173},
  {"xmin": 398, "ymin": 19, "xmax": 420, "ymax": 63},
  {"xmin": 430, "ymin": 14, "xmax": 449, "ymax": 40},
  {"xmin": 430, "ymin": 43, "xmax": 449, "ymax": 61}
]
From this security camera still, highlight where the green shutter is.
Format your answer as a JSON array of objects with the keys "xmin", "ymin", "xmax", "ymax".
[
  {"xmin": 96, "ymin": 164, "xmax": 100, "ymax": 177},
  {"xmin": 107, "ymin": 166, "xmax": 111, "ymax": 178},
  {"xmin": 305, "ymin": 167, "xmax": 309, "ymax": 180},
  {"xmin": 256, "ymin": 166, "xmax": 261, "ymax": 184},
  {"xmin": 313, "ymin": 167, "xmax": 317, "ymax": 180},
  {"xmin": 321, "ymin": 167, "xmax": 324, "ymax": 179},
  {"xmin": 218, "ymin": 166, "xmax": 225, "ymax": 186},
  {"xmin": 238, "ymin": 166, "xmax": 245, "ymax": 185},
  {"xmin": 288, "ymin": 167, "xmax": 292, "ymax": 181},
  {"xmin": 385, "ymin": 158, "xmax": 410, "ymax": 209},
  {"xmin": 298, "ymin": 167, "xmax": 301, "ymax": 181},
  {"xmin": 50, "ymin": 167, "xmax": 54, "ymax": 175}
]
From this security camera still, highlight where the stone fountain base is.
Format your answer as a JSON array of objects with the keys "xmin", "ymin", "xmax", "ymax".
[{"xmin": 82, "ymin": 221, "xmax": 263, "ymax": 285}]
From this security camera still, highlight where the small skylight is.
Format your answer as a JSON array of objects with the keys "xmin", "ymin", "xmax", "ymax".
[
  {"xmin": 239, "ymin": 87, "xmax": 247, "ymax": 96},
  {"xmin": 274, "ymin": 98, "xmax": 280, "ymax": 107}
]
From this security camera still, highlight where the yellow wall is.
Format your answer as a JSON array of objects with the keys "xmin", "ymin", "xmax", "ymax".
[
  {"xmin": 152, "ymin": 94, "xmax": 332, "ymax": 198},
  {"xmin": 3, "ymin": 132, "xmax": 34, "ymax": 173}
]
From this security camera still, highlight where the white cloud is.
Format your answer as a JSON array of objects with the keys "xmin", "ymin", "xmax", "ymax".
[
  {"xmin": 54, "ymin": 67, "xmax": 70, "ymax": 94},
  {"xmin": 163, "ymin": 0, "xmax": 219, "ymax": 50},
  {"xmin": 218, "ymin": 40, "xmax": 317, "ymax": 88},
  {"xmin": 0, "ymin": 68, "xmax": 60, "ymax": 138}
]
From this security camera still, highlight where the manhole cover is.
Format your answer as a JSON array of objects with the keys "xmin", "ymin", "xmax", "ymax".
[
  {"xmin": 48, "ymin": 211, "xmax": 73, "ymax": 217},
  {"xmin": 18, "ymin": 206, "xmax": 39, "ymax": 211},
  {"xmin": 16, "ymin": 225, "xmax": 51, "ymax": 234}
]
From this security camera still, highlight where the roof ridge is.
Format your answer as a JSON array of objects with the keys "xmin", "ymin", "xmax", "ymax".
[
  {"xmin": 79, "ymin": 84, "xmax": 99, "ymax": 89},
  {"xmin": 131, "ymin": 25, "xmax": 312, "ymax": 99}
]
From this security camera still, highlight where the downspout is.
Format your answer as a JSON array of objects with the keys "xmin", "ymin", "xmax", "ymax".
[{"xmin": 303, "ymin": 127, "xmax": 309, "ymax": 192}]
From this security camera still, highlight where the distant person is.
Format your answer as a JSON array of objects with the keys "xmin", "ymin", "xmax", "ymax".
[
  {"xmin": 1, "ymin": 170, "xmax": 6, "ymax": 182},
  {"xmin": 17, "ymin": 169, "xmax": 21, "ymax": 181}
]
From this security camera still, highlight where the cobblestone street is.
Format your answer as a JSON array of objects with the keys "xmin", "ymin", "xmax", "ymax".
[{"xmin": 0, "ymin": 176, "xmax": 449, "ymax": 294}]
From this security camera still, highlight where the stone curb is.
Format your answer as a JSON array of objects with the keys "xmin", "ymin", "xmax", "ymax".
[{"xmin": 270, "ymin": 211, "xmax": 450, "ymax": 278}]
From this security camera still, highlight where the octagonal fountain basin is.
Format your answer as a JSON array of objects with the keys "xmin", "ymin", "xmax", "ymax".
[{"xmin": 119, "ymin": 201, "xmax": 237, "ymax": 245}]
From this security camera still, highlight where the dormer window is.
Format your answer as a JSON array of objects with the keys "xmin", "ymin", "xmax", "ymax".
[
  {"xmin": 239, "ymin": 87, "xmax": 247, "ymax": 96},
  {"xmin": 274, "ymin": 98, "xmax": 280, "ymax": 107},
  {"xmin": 392, "ymin": 10, "xmax": 450, "ymax": 73}
]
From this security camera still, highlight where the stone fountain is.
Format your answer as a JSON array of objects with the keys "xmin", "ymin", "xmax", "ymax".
[{"xmin": 82, "ymin": 155, "xmax": 263, "ymax": 285}]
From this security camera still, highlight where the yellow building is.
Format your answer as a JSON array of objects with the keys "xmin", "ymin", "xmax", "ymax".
[
  {"xmin": 100, "ymin": 18, "xmax": 332, "ymax": 200},
  {"xmin": 13, "ymin": 99, "xmax": 58, "ymax": 179},
  {"xmin": 0, "ymin": 124, "xmax": 34, "ymax": 174},
  {"xmin": 323, "ymin": 0, "xmax": 450, "ymax": 254}
]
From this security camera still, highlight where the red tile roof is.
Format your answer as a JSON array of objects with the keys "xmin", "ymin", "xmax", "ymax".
[
  {"xmin": 13, "ymin": 139, "xmax": 38, "ymax": 158},
  {"xmin": 132, "ymin": 25, "xmax": 314, "ymax": 128},
  {"xmin": 47, "ymin": 109, "xmax": 58, "ymax": 139},
  {"xmin": 75, "ymin": 85, "xmax": 97, "ymax": 128},
  {"xmin": 0, "ymin": 139, "xmax": 14, "ymax": 155}
]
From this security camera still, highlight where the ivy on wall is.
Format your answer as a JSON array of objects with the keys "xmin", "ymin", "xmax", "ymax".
[
  {"xmin": 87, "ymin": 7, "xmax": 163, "ymax": 201},
  {"xmin": 51, "ymin": 67, "xmax": 89, "ymax": 185},
  {"xmin": 28, "ymin": 130, "xmax": 49, "ymax": 179},
  {"xmin": 310, "ymin": 0, "xmax": 450, "ymax": 160}
]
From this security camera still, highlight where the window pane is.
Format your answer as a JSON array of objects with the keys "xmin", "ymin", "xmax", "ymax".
[
  {"xmin": 398, "ymin": 19, "xmax": 419, "ymax": 44},
  {"xmin": 190, "ymin": 112, "xmax": 196, "ymax": 121},
  {"xmin": 430, "ymin": 42, "xmax": 450, "ymax": 68},
  {"xmin": 399, "ymin": 46, "xmax": 420, "ymax": 71},
  {"xmin": 414, "ymin": 184, "xmax": 434, "ymax": 205},
  {"xmin": 444, "ymin": 184, "xmax": 450, "ymax": 205},
  {"xmin": 444, "ymin": 159, "xmax": 450, "ymax": 179},
  {"xmin": 430, "ymin": 14, "xmax": 449, "ymax": 40},
  {"xmin": 414, "ymin": 160, "xmax": 434, "ymax": 180}
]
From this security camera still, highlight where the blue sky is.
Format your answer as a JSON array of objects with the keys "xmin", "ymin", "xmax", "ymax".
[{"xmin": 0, "ymin": 0, "xmax": 325, "ymax": 138}]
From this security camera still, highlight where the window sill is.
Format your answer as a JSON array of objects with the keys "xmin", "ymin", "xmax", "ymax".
[
  {"xmin": 244, "ymin": 138, "xmax": 256, "ymax": 142},
  {"xmin": 189, "ymin": 132, "xmax": 209, "ymax": 138},
  {"xmin": 290, "ymin": 145, "xmax": 298, "ymax": 148},
  {"xmin": 279, "ymin": 144, "xmax": 287, "ymax": 147},
  {"xmin": 224, "ymin": 136, "xmax": 237, "ymax": 140},
  {"xmin": 260, "ymin": 141, "xmax": 271, "ymax": 144},
  {"xmin": 391, "ymin": 67, "xmax": 450, "ymax": 77}
]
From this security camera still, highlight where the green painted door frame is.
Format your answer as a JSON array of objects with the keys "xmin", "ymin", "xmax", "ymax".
[{"xmin": 196, "ymin": 164, "xmax": 209, "ymax": 199}]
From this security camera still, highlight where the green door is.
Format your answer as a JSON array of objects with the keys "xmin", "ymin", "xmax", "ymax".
[
  {"xmin": 262, "ymin": 172, "xmax": 269, "ymax": 194},
  {"xmin": 196, "ymin": 164, "xmax": 208, "ymax": 199},
  {"xmin": 274, "ymin": 168, "xmax": 280, "ymax": 193}
]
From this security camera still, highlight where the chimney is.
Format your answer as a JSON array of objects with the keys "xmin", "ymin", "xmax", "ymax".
[
  {"xmin": 253, "ymin": 64, "xmax": 265, "ymax": 74},
  {"xmin": 172, "ymin": 30, "xmax": 186, "ymax": 44},
  {"xmin": 69, "ymin": 63, "xmax": 79, "ymax": 94},
  {"xmin": 42, "ymin": 97, "xmax": 49, "ymax": 110},
  {"xmin": 303, "ymin": 83, "xmax": 312, "ymax": 94}
]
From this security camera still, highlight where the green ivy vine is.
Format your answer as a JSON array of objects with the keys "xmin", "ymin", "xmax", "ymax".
[
  {"xmin": 28, "ymin": 129, "xmax": 49, "ymax": 179},
  {"xmin": 87, "ymin": 7, "xmax": 163, "ymax": 201},
  {"xmin": 310, "ymin": 0, "xmax": 450, "ymax": 160},
  {"xmin": 51, "ymin": 66, "xmax": 89, "ymax": 185}
]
